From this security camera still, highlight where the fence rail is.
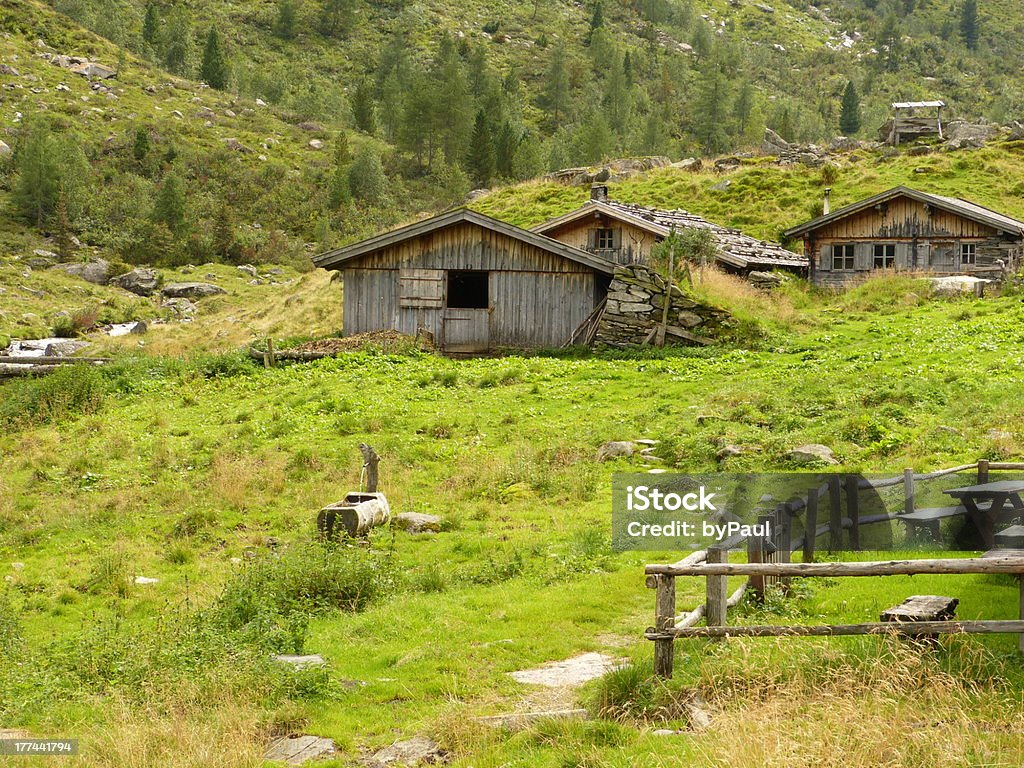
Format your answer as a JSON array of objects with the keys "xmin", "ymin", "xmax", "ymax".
[{"xmin": 644, "ymin": 459, "xmax": 1024, "ymax": 678}]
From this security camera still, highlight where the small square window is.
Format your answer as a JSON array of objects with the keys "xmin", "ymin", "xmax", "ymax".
[
  {"xmin": 832, "ymin": 243, "xmax": 855, "ymax": 270},
  {"xmin": 595, "ymin": 228, "xmax": 616, "ymax": 249},
  {"xmin": 961, "ymin": 243, "xmax": 977, "ymax": 265},
  {"xmin": 447, "ymin": 271, "xmax": 489, "ymax": 309},
  {"xmin": 873, "ymin": 244, "xmax": 895, "ymax": 269}
]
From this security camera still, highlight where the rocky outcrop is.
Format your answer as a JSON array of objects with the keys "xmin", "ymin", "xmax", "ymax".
[
  {"xmin": 161, "ymin": 282, "xmax": 226, "ymax": 299},
  {"xmin": 593, "ymin": 264, "xmax": 730, "ymax": 347},
  {"xmin": 546, "ymin": 157, "xmax": 671, "ymax": 186},
  {"xmin": 52, "ymin": 258, "xmax": 111, "ymax": 285},
  {"xmin": 111, "ymin": 268, "xmax": 162, "ymax": 296}
]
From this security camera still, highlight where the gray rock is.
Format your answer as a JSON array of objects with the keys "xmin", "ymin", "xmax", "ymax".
[
  {"xmin": 364, "ymin": 736, "xmax": 444, "ymax": 768},
  {"xmin": 787, "ymin": 444, "xmax": 838, "ymax": 465},
  {"xmin": 672, "ymin": 157, "xmax": 702, "ymax": 171},
  {"xmin": 53, "ymin": 258, "xmax": 111, "ymax": 285},
  {"xmin": 272, "ymin": 654, "xmax": 326, "ymax": 669},
  {"xmin": 395, "ymin": 512, "xmax": 443, "ymax": 533},
  {"xmin": 112, "ymin": 267, "xmax": 162, "ymax": 296},
  {"xmin": 264, "ymin": 735, "xmax": 336, "ymax": 765},
  {"xmin": 0, "ymin": 139, "xmax": 12, "ymax": 156},
  {"xmin": 44, "ymin": 339, "xmax": 90, "ymax": 356},
  {"xmin": 161, "ymin": 282, "xmax": 226, "ymax": 299},
  {"xmin": 597, "ymin": 441, "xmax": 636, "ymax": 461},
  {"xmin": 710, "ymin": 179, "xmax": 732, "ymax": 191},
  {"xmin": 134, "ymin": 576, "xmax": 158, "ymax": 585},
  {"xmin": 70, "ymin": 61, "xmax": 115, "ymax": 79},
  {"xmin": 308, "ymin": 139, "xmax": 323, "ymax": 150},
  {"xmin": 161, "ymin": 297, "xmax": 197, "ymax": 318},
  {"xmin": 716, "ymin": 445, "xmax": 744, "ymax": 460},
  {"xmin": 237, "ymin": 264, "xmax": 258, "ymax": 277}
]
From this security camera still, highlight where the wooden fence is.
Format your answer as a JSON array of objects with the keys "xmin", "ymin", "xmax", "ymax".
[{"xmin": 645, "ymin": 460, "xmax": 1024, "ymax": 678}]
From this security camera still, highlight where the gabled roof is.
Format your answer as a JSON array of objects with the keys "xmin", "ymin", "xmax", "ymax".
[
  {"xmin": 892, "ymin": 100, "xmax": 944, "ymax": 109},
  {"xmin": 782, "ymin": 186, "xmax": 1024, "ymax": 239},
  {"xmin": 533, "ymin": 199, "xmax": 807, "ymax": 270},
  {"xmin": 313, "ymin": 208, "xmax": 616, "ymax": 274}
]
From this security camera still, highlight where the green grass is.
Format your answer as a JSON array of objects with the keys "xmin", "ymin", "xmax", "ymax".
[{"xmin": 3, "ymin": 278, "xmax": 1024, "ymax": 764}]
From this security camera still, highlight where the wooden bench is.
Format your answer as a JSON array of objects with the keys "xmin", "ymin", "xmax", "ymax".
[
  {"xmin": 897, "ymin": 504, "xmax": 994, "ymax": 540},
  {"xmin": 881, "ymin": 595, "xmax": 959, "ymax": 641},
  {"xmin": 995, "ymin": 525, "xmax": 1024, "ymax": 549}
]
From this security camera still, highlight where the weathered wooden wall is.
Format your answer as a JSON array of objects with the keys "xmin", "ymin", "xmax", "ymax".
[
  {"xmin": 807, "ymin": 196, "xmax": 1022, "ymax": 287},
  {"xmin": 541, "ymin": 215, "xmax": 657, "ymax": 266},
  {"xmin": 342, "ymin": 220, "xmax": 600, "ymax": 352}
]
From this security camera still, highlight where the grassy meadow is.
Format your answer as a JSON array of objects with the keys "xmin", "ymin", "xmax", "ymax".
[{"xmin": 3, "ymin": 270, "xmax": 1024, "ymax": 766}]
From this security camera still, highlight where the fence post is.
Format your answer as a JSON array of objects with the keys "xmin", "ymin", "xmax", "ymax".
[
  {"xmin": 804, "ymin": 486, "xmax": 819, "ymax": 563},
  {"xmin": 978, "ymin": 459, "xmax": 990, "ymax": 484},
  {"xmin": 828, "ymin": 475, "xmax": 843, "ymax": 552},
  {"xmin": 904, "ymin": 468, "xmax": 915, "ymax": 515},
  {"xmin": 1019, "ymin": 573, "xmax": 1024, "ymax": 655},
  {"xmin": 653, "ymin": 574, "xmax": 676, "ymax": 678},
  {"xmin": 845, "ymin": 475, "xmax": 861, "ymax": 550},
  {"xmin": 778, "ymin": 503, "xmax": 792, "ymax": 592},
  {"xmin": 705, "ymin": 548, "xmax": 728, "ymax": 642},
  {"xmin": 747, "ymin": 532, "xmax": 765, "ymax": 603}
]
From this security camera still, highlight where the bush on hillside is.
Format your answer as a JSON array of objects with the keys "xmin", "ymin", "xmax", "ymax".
[{"xmin": 0, "ymin": 364, "xmax": 106, "ymax": 426}]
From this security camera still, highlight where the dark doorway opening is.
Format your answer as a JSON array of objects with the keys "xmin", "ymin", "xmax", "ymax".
[{"xmin": 447, "ymin": 270, "xmax": 489, "ymax": 309}]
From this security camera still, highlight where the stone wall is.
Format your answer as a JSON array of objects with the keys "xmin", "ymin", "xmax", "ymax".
[{"xmin": 593, "ymin": 264, "xmax": 731, "ymax": 347}]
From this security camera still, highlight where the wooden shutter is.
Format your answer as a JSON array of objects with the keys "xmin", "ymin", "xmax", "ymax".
[
  {"xmin": 818, "ymin": 244, "xmax": 831, "ymax": 271},
  {"xmin": 612, "ymin": 228, "xmax": 622, "ymax": 249},
  {"xmin": 586, "ymin": 229, "xmax": 597, "ymax": 250},
  {"xmin": 398, "ymin": 268, "xmax": 444, "ymax": 308},
  {"xmin": 895, "ymin": 242, "xmax": 910, "ymax": 269},
  {"xmin": 854, "ymin": 243, "xmax": 872, "ymax": 271}
]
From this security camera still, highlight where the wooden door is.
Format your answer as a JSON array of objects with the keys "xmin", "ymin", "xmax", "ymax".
[{"xmin": 442, "ymin": 309, "xmax": 490, "ymax": 353}]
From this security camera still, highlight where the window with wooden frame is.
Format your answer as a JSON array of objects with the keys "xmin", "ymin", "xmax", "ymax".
[
  {"xmin": 961, "ymin": 242, "xmax": 977, "ymax": 265},
  {"xmin": 832, "ymin": 243, "xmax": 856, "ymax": 270},
  {"xmin": 594, "ymin": 228, "xmax": 617, "ymax": 250},
  {"xmin": 398, "ymin": 268, "xmax": 444, "ymax": 308},
  {"xmin": 873, "ymin": 244, "xmax": 895, "ymax": 269}
]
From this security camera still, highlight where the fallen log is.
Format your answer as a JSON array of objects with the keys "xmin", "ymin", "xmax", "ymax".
[
  {"xmin": 317, "ymin": 492, "xmax": 391, "ymax": 539},
  {"xmin": 0, "ymin": 356, "xmax": 111, "ymax": 364}
]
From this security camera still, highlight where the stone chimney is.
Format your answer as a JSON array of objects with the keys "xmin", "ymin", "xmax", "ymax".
[
  {"xmin": 591, "ymin": 184, "xmax": 609, "ymax": 202},
  {"xmin": 823, "ymin": 187, "xmax": 832, "ymax": 215}
]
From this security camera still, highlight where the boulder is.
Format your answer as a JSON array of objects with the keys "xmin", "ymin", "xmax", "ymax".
[
  {"xmin": 394, "ymin": 512, "xmax": 443, "ymax": 533},
  {"xmin": 716, "ymin": 445, "xmax": 745, "ymax": 460},
  {"xmin": 70, "ymin": 61, "xmax": 116, "ymax": 79},
  {"xmin": 672, "ymin": 157, "xmax": 702, "ymax": 172},
  {"xmin": 161, "ymin": 282, "xmax": 226, "ymax": 299},
  {"xmin": 53, "ymin": 258, "xmax": 111, "ymax": 285},
  {"xmin": 0, "ymin": 140, "xmax": 10, "ymax": 156},
  {"xmin": 44, "ymin": 339, "xmax": 90, "ymax": 356},
  {"xmin": 112, "ymin": 267, "xmax": 161, "ymax": 296},
  {"xmin": 162, "ymin": 297, "xmax": 197, "ymax": 318},
  {"xmin": 363, "ymin": 737, "xmax": 444, "ymax": 768},
  {"xmin": 264, "ymin": 735, "xmax": 336, "ymax": 765},
  {"xmin": 762, "ymin": 127, "xmax": 790, "ymax": 154},
  {"xmin": 787, "ymin": 444, "xmax": 838, "ymax": 465},
  {"xmin": 272, "ymin": 654, "xmax": 327, "ymax": 669},
  {"xmin": 714, "ymin": 157, "xmax": 741, "ymax": 172},
  {"xmin": 597, "ymin": 441, "xmax": 636, "ymax": 461},
  {"xmin": 237, "ymin": 264, "xmax": 258, "ymax": 277},
  {"xmin": 308, "ymin": 139, "xmax": 324, "ymax": 150}
]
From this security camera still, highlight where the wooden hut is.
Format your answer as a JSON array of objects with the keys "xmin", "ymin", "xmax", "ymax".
[
  {"xmin": 312, "ymin": 208, "xmax": 616, "ymax": 353},
  {"xmin": 878, "ymin": 101, "xmax": 945, "ymax": 146},
  {"xmin": 783, "ymin": 186, "xmax": 1024, "ymax": 288},
  {"xmin": 533, "ymin": 185, "xmax": 807, "ymax": 273}
]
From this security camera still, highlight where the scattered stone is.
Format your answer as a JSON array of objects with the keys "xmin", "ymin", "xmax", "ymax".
[
  {"xmin": 709, "ymin": 179, "xmax": 732, "ymax": 191},
  {"xmin": 45, "ymin": 339, "xmax": 90, "ymax": 356},
  {"xmin": 475, "ymin": 709, "xmax": 588, "ymax": 730},
  {"xmin": 545, "ymin": 157, "xmax": 670, "ymax": 186},
  {"xmin": 112, "ymin": 267, "xmax": 162, "ymax": 296},
  {"xmin": 510, "ymin": 653, "xmax": 626, "ymax": 688},
  {"xmin": 52, "ymin": 258, "xmax": 111, "ymax": 285},
  {"xmin": 987, "ymin": 429, "xmax": 1013, "ymax": 441},
  {"xmin": 653, "ymin": 728, "xmax": 682, "ymax": 736},
  {"xmin": 224, "ymin": 137, "xmax": 253, "ymax": 153},
  {"xmin": 134, "ymin": 576, "xmax": 158, "ymax": 585},
  {"xmin": 787, "ymin": 444, "xmax": 838, "ymax": 465},
  {"xmin": 308, "ymin": 139, "xmax": 323, "ymax": 150},
  {"xmin": 714, "ymin": 157, "xmax": 740, "ymax": 172},
  {"xmin": 264, "ymin": 735, "xmax": 337, "ymax": 766},
  {"xmin": 237, "ymin": 264, "xmax": 258, "ymax": 277},
  {"xmin": 161, "ymin": 282, "xmax": 227, "ymax": 299},
  {"xmin": 394, "ymin": 512, "xmax": 443, "ymax": 533},
  {"xmin": 908, "ymin": 145, "xmax": 931, "ymax": 156},
  {"xmin": 256, "ymin": 98, "xmax": 267, "ymax": 106},
  {"xmin": 171, "ymin": 109, "xmax": 184, "ymax": 118},
  {"xmin": 224, "ymin": 108, "xmax": 236, "ymax": 118},
  {"xmin": 297, "ymin": 121, "xmax": 324, "ymax": 132},
  {"xmin": 107, "ymin": 321, "xmax": 147, "ymax": 337},
  {"xmin": 716, "ymin": 445, "xmax": 744, "ymax": 460},
  {"xmin": 363, "ymin": 736, "xmax": 444, "ymax": 768},
  {"xmin": 672, "ymin": 157, "xmax": 702, "ymax": 171},
  {"xmin": 748, "ymin": 271, "xmax": 788, "ymax": 289},
  {"xmin": 11, "ymin": 562, "xmax": 25, "ymax": 570},
  {"xmin": 272, "ymin": 654, "xmax": 327, "ymax": 669},
  {"xmin": 0, "ymin": 139, "xmax": 10, "ymax": 156},
  {"xmin": 0, "ymin": 65, "xmax": 20, "ymax": 76}
]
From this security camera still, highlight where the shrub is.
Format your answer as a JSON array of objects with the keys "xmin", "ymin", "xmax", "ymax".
[
  {"xmin": 209, "ymin": 542, "xmax": 396, "ymax": 652},
  {"xmin": 82, "ymin": 551, "xmax": 133, "ymax": 598},
  {"xmin": 0, "ymin": 364, "xmax": 106, "ymax": 426}
]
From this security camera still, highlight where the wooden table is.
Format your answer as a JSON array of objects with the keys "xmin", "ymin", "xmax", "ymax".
[{"xmin": 944, "ymin": 480, "xmax": 1024, "ymax": 548}]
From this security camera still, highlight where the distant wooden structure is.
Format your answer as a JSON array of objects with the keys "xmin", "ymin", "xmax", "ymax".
[
  {"xmin": 532, "ymin": 185, "xmax": 807, "ymax": 274},
  {"xmin": 313, "ymin": 209, "xmax": 615, "ymax": 354},
  {"xmin": 783, "ymin": 186, "xmax": 1024, "ymax": 288},
  {"xmin": 879, "ymin": 100, "xmax": 945, "ymax": 146}
]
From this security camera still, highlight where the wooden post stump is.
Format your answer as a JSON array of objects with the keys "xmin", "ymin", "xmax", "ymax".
[
  {"xmin": 705, "ymin": 548, "xmax": 727, "ymax": 642},
  {"xmin": 653, "ymin": 574, "xmax": 676, "ymax": 678}
]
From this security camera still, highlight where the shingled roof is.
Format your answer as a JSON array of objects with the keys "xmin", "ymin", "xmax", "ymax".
[
  {"xmin": 533, "ymin": 199, "xmax": 807, "ymax": 271},
  {"xmin": 783, "ymin": 186, "xmax": 1024, "ymax": 239}
]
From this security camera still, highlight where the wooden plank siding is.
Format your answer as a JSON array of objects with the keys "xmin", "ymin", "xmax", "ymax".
[
  {"xmin": 341, "ymin": 220, "xmax": 601, "ymax": 352},
  {"xmin": 808, "ymin": 195, "xmax": 1021, "ymax": 287},
  {"xmin": 542, "ymin": 216, "xmax": 658, "ymax": 266}
]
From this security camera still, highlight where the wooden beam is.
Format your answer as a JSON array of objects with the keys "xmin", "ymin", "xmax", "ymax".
[
  {"xmin": 647, "ymin": 620, "xmax": 1024, "ymax": 639},
  {"xmin": 646, "ymin": 557, "xmax": 1024, "ymax": 578},
  {"xmin": 705, "ymin": 548, "xmax": 728, "ymax": 639},
  {"xmin": 653, "ymin": 574, "xmax": 676, "ymax": 678}
]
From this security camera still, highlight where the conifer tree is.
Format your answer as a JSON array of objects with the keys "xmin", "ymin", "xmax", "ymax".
[
  {"xmin": 201, "ymin": 27, "xmax": 229, "ymax": 90},
  {"xmin": 162, "ymin": 7, "xmax": 192, "ymax": 75},
  {"xmin": 154, "ymin": 171, "xmax": 187, "ymax": 237},
  {"xmin": 212, "ymin": 205, "xmax": 235, "ymax": 261},
  {"xmin": 329, "ymin": 132, "xmax": 352, "ymax": 208},
  {"xmin": 320, "ymin": 0, "xmax": 355, "ymax": 37},
  {"xmin": 274, "ymin": 0, "xmax": 298, "ymax": 40},
  {"xmin": 348, "ymin": 145, "xmax": 388, "ymax": 204},
  {"xmin": 839, "ymin": 80, "xmax": 861, "ymax": 135},
  {"xmin": 55, "ymin": 186, "xmax": 75, "ymax": 261},
  {"xmin": 960, "ymin": 0, "xmax": 979, "ymax": 50},
  {"xmin": 352, "ymin": 80, "xmax": 377, "ymax": 135},
  {"xmin": 467, "ymin": 111, "xmax": 496, "ymax": 187},
  {"xmin": 542, "ymin": 46, "xmax": 571, "ymax": 126},
  {"xmin": 142, "ymin": 2, "xmax": 160, "ymax": 47}
]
